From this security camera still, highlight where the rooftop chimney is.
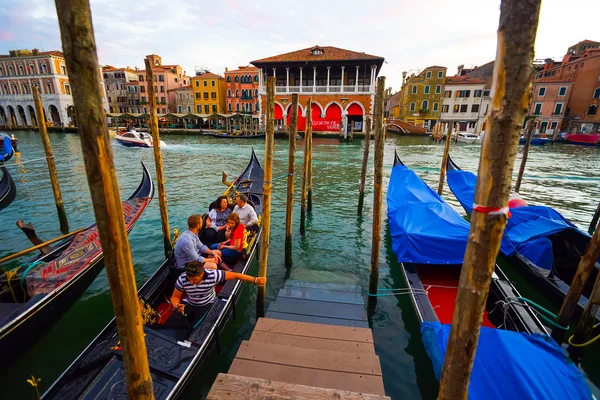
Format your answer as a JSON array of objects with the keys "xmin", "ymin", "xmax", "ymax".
[
  {"xmin": 225, "ymin": 67, "xmax": 228, "ymax": 72},
  {"xmin": 402, "ymin": 71, "xmax": 407, "ymax": 84}
]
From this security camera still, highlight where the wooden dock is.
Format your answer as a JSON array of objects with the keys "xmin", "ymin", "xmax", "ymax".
[{"xmin": 207, "ymin": 280, "xmax": 389, "ymax": 399}]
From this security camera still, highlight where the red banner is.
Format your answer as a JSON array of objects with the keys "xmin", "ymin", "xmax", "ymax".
[{"xmin": 312, "ymin": 119, "xmax": 340, "ymax": 132}]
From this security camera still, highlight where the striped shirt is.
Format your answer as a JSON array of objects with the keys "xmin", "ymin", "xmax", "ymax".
[{"xmin": 175, "ymin": 269, "xmax": 226, "ymax": 306}]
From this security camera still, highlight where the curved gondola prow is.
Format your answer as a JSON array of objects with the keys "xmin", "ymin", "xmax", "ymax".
[
  {"xmin": 127, "ymin": 160, "xmax": 155, "ymax": 201},
  {"xmin": 393, "ymin": 149, "xmax": 404, "ymax": 167},
  {"xmin": 446, "ymin": 155, "xmax": 460, "ymax": 172},
  {"xmin": 0, "ymin": 166, "xmax": 16, "ymax": 211},
  {"xmin": 1, "ymin": 137, "xmax": 14, "ymax": 163}
]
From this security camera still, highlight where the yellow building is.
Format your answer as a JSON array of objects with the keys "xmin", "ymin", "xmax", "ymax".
[
  {"xmin": 398, "ymin": 66, "xmax": 446, "ymax": 130},
  {"xmin": 191, "ymin": 71, "xmax": 227, "ymax": 114}
]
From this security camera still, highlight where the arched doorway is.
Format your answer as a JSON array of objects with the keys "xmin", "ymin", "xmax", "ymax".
[
  {"xmin": 67, "ymin": 106, "xmax": 77, "ymax": 127},
  {"xmin": 274, "ymin": 103, "xmax": 283, "ymax": 127},
  {"xmin": 28, "ymin": 105, "xmax": 37, "ymax": 127},
  {"xmin": 286, "ymin": 105, "xmax": 306, "ymax": 131},
  {"xmin": 17, "ymin": 105, "xmax": 27, "ymax": 127},
  {"xmin": 323, "ymin": 103, "xmax": 342, "ymax": 132},
  {"xmin": 0, "ymin": 106, "xmax": 7, "ymax": 128},
  {"xmin": 49, "ymin": 105, "xmax": 61, "ymax": 126},
  {"xmin": 7, "ymin": 106, "xmax": 17, "ymax": 128},
  {"xmin": 346, "ymin": 103, "xmax": 364, "ymax": 132}
]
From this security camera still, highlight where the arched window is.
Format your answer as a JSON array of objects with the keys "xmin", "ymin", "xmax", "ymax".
[
  {"xmin": 235, "ymin": 89, "xmax": 239, "ymax": 97},
  {"xmin": 41, "ymin": 63, "xmax": 47, "ymax": 74},
  {"xmin": 255, "ymin": 102, "xmax": 259, "ymax": 112},
  {"xmin": 424, "ymin": 85, "xmax": 430, "ymax": 94},
  {"xmin": 227, "ymin": 89, "xmax": 231, "ymax": 97},
  {"xmin": 234, "ymin": 75, "xmax": 239, "ymax": 82},
  {"xmin": 422, "ymin": 100, "xmax": 428, "ymax": 110},
  {"xmin": 18, "ymin": 65, "xmax": 24, "ymax": 75},
  {"xmin": 46, "ymin": 82, "xmax": 52, "ymax": 94},
  {"xmin": 412, "ymin": 85, "xmax": 417, "ymax": 94},
  {"xmin": 23, "ymin": 83, "xmax": 29, "ymax": 94},
  {"xmin": 0, "ymin": 67, "xmax": 4, "ymax": 76},
  {"xmin": 236, "ymin": 103, "xmax": 240, "ymax": 112},
  {"xmin": 12, "ymin": 84, "xmax": 19, "ymax": 95},
  {"xmin": 228, "ymin": 103, "xmax": 232, "ymax": 111},
  {"xmin": 8, "ymin": 66, "xmax": 14, "ymax": 76},
  {"xmin": 435, "ymin": 85, "xmax": 441, "ymax": 94},
  {"xmin": 254, "ymin": 75, "xmax": 259, "ymax": 82},
  {"xmin": 226, "ymin": 76, "xmax": 231, "ymax": 82},
  {"xmin": 29, "ymin": 64, "xmax": 35, "ymax": 74},
  {"xmin": 255, "ymin": 89, "xmax": 258, "ymax": 97},
  {"xmin": 588, "ymin": 104, "xmax": 598, "ymax": 115}
]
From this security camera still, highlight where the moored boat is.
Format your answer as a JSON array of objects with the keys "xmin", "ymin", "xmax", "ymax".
[
  {"xmin": 43, "ymin": 149, "xmax": 264, "ymax": 399},
  {"xmin": 0, "ymin": 137, "xmax": 16, "ymax": 210},
  {"xmin": 565, "ymin": 133, "xmax": 600, "ymax": 146},
  {"xmin": 455, "ymin": 132, "xmax": 481, "ymax": 143},
  {"xmin": 387, "ymin": 151, "xmax": 591, "ymax": 399},
  {"xmin": 212, "ymin": 132, "xmax": 265, "ymax": 139},
  {"xmin": 446, "ymin": 156, "xmax": 599, "ymax": 320},
  {"xmin": 114, "ymin": 129, "xmax": 166, "ymax": 148},
  {"xmin": 520, "ymin": 136, "xmax": 549, "ymax": 146},
  {"xmin": 0, "ymin": 135, "xmax": 14, "ymax": 163},
  {"xmin": 0, "ymin": 162, "xmax": 153, "ymax": 361}
]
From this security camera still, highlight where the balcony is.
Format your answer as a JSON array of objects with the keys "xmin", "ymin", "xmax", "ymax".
[{"xmin": 262, "ymin": 84, "xmax": 373, "ymax": 95}]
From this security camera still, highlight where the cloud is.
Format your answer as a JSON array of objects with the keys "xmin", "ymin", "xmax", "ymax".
[{"xmin": 0, "ymin": 0, "xmax": 597, "ymax": 91}]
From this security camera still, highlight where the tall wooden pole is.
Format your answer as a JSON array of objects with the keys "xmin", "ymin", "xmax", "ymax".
[
  {"xmin": 285, "ymin": 94, "xmax": 298, "ymax": 267},
  {"xmin": 32, "ymin": 86, "xmax": 69, "ymax": 234},
  {"xmin": 555, "ymin": 222, "xmax": 600, "ymax": 337},
  {"xmin": 438, "ymin": 1, "xmax": 541, "ymax": 398},
  {"xmin": 54, "ymin": 0, "xmax": 153, "ymax": 398},
  {"xmin": 437, "ymin": 122, "xmax": 453, "ymax": 195},
  {"xmin": 306, "ymin": 99, "xmax": 313, "ymax": 214},
  {"xmin": 514, "ymin": 119, "xmax": 534, "ymax": 193},
  {"xmin": 145, "ymin": 59, "xmax": 171, "ymax": 257},
  {"xmin": 369, "ymin": 77, "xmax": 385, "ymax": 297},
  {"xmin": 357, "ymin": 116, "xmax": 371, "ymax": 215},
  {"xmin": 300, "ymin": 97, "xmax": 312, "ymax": 235},
  {"xmin": 587, "ymin": 201, "xmax": 600, "ymax": 236},
  {"xmin": 257, "ymin": 77, "xmax": 275, "ymax": 317}
]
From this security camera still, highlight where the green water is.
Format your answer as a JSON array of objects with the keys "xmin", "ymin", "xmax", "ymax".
[{"xmin": 0, "ymin": 131, "xmax": 599, "ymax": 399}]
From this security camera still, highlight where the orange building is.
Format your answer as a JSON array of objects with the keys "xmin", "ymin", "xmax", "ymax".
[
  {"xmin": 251, "ymin": 46, "xmax": 384, "ymax": 133},
  {"xmin": 225, "ymin": 66, "xmax": 259, "ymax": 114}
]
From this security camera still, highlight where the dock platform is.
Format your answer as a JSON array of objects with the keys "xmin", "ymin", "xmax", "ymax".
[{"xmin": 207, "ymin": 280, "xmax": 389, "ymax": 399}]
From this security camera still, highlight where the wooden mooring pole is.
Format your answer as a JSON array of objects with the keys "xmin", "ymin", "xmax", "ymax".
[
  {"xmin": 357, "ymin": 116, "xmax": 371, "ymax": 216},
  {"xmin": 32, "ymin": 86, "xmax": 70, "ymax": 234},
  {"xmin": 554, "ymin": 222, "xmax": 600, "ymax": 340},
  {"xmin": 514, "ymin": 119, "xmax": 534, "ymax": 193},
  {"xmin": 438, "ymin": 1, "xmax": 541, "ymax": 398},
  {"xmin": 588, "ymin": 201, "xmax": 600, "ymax": 236},
  {"xmin": 437, "ymin": 122, "xmax": 453, "ymax": 195},
  {"xmin": 54, "ymin": 0, "xmax": 153, "ymax": 397},
  {"xmin": 300, "ymin": 97, "xmax": 312, "ymax": 235},
  {"xmin": 369, "ymin": 77, "xmax": 385, "ymax": 298},
  {"xmin": 145, "ymin": 59, "xmax": 171, "ymax": 257},
  {"xmin": 306, "ymin": 100, "xmax": 313, "ymax": 214},
  {"xmin": 285, "ymin": 94, "xmax": 298, "ymax": 267},
  {"xmin": 257, "ymin": 76, "xmax": 275, "ymax": 317}
]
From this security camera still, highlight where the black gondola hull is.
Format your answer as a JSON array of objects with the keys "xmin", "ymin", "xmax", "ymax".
[{"xmin": 0, "ymin": 166, "xmax": 16, "ymax": 210}]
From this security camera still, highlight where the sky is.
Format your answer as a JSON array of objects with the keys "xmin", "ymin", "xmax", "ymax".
[{"xmin": 0, "ymin": 0, "xmax": 598, "ymax": 91}]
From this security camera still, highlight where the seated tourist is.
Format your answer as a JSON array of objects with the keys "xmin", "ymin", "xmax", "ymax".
[
  {"xmin": 198, "ymin": 214, "xmax": 217, "ymax": 247},
  {"xmin": 210, "ymin": 213, "xmax": 244, "ymax": 265},
  {"xmin": 208, "ymin": 195, "xmax": 232, "ymax": 242},
  {"xmin": 168, "ymin": 260, "xmax": 266, "ymax": 326},
  {"xmin": 174, "ymin": 214, "xmax": 222, "ymax": 270},
  {"xmin": 233, "ymin": 193, "xmax": 258, "ymax": 227}
]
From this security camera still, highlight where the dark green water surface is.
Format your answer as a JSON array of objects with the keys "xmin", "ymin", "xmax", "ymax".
[{"xmin": 0, "ymin": 131, "xmax": 599, "ymax": 399}]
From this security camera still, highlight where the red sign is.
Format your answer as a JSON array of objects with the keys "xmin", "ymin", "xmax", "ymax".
[{"xmin": 312, "ymin": 119, "xmax": 340, "ymax": 132}]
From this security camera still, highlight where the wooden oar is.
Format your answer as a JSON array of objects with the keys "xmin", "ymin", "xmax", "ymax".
[{"xmin": 0, "ymin": 227, "xmax": 87, "ymax": 268}]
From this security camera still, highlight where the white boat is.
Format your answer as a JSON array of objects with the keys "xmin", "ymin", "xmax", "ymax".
[
  {"xmin": 114, "ymin": 130, "xmax": 165, "ymax": 148},
  {"xmin": 455, "ymin": 132, "xmax": 481, "ymax": 144}
]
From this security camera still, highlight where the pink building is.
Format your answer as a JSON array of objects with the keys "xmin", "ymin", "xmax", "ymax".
[{"xmin": 136, "ymin": 54, "xmax": 190, "ymax": 114}]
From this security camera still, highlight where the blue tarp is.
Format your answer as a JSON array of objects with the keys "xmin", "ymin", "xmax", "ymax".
[
  {"xmin": 421, "ymin": 322, "xmax": 591, "ymax": 400},
  {"xmin": 446, "ymin": 168, "xmax": 579, "ymax": 270},
  {"xmin": 0, "ymin": 137, "xmax": 13, "ymax": 163},
  {"xmin": 387, "ymin": 164, "xmax": 470, "ymax": 264}
]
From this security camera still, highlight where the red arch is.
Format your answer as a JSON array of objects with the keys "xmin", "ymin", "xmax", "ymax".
[
  {"xmin": 274, "ymin": 103, "xmax": 283, "ymax": 120},
  {"xmin": 311, "ymin": 103, "xmax": 321, "ymax": 118},
  {"xmin": 286, "ymin": 106, "xmax": 305, "ymax": 130},
  {"xmin": 325, "ymin": 103, "xmax": 342, "ymax": 121},
  {"xmin": 347, "ymin": 103, "xmax": 363, "ymax": 116}
]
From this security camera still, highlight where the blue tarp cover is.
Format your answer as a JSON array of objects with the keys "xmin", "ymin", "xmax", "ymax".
[
  {"xmin": 421, "ymin": 321, "xmax": 591, "ymax": 400},
  {"xmin": 387, "ymin": 164, "xmax": 470, "ymax": 264},
  {"xmin": 0, "ymin": 137, "xmax": 13, "ymax": 163},
  {"xmin": 446, "ymin": 168, "xmax": 577, "ymax": 267}
]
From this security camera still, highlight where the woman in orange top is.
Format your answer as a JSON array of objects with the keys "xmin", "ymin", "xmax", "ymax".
[{"xmin": 210, "ymin": 213, "xmax": 245, "ymax": 266}]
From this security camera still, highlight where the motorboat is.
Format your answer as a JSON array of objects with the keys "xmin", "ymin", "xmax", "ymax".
[
  {"xmin": 455, "ymin": 132, "xmax": 481, "ymax": 144},
  {"xmin": 114, "ymin": 129, "xmax": 165, "ymax": 148}
]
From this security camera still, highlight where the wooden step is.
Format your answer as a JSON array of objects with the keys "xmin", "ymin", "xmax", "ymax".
[
  {"xmin": 277, "ymin": 286, "xmax": 365, "ymax": 305},
  {"xmin": 235, "ymin": 340, "xmax": 382, "ymax": 376},
  {"xmin": 256, "ymin": 318, "xmax": 373, "ymax": 343},
  {"xmin": 229, "ymin": 359, "xmax": 386, "ymax": 396},
  {"xmin": 208, "ymin": 373, "xmax": 391, "ymax": 399},
  {"xmin": 250, "ymin": 331, "xmax": 376, "ymax": 354},
  {"xmin": 284, "ymin": 280, "xmax": 363, "ymax": 293},
  {"xmin": 269, "ymin": 297, "xmax": 368, "ymax": 321},
  {"xmin": 266, "ymin": 311, "xmax": 370, "ymax": 327}
]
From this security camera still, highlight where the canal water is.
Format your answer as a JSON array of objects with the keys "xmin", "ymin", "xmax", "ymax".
[{"xmin": 1, "ymin": 130, "xmax": 599, "ymax": 399}]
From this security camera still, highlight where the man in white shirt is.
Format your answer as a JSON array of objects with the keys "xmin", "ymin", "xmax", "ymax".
[{"xmin": 233, "ymin": 193, "xmax": 258, "ymax": 226}]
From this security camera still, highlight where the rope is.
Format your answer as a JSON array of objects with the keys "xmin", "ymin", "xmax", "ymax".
[
  {"xmin": 264, "ymin": 173, "xmax": 292, "ymax": 184},
  {"xmin": 568, "ymin": 324, "xmax": 600, "ymax": 347},
  {"xmin": 3, "ymin": 156, "xmax": 49, "ymax": 167},
  {"xmin": 193, "ymin": 309, "xmax": 209, "ymax": 329},
  {"xmin": 20, "ymin": 260, "xmax": 44, "ymax": 285},
  {"xmin": 366, "ymin": 288, "xmax": 428, "ymax": 297}
]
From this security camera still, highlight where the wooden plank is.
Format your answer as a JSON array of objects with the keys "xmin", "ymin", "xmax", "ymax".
[
  {"xmin": 255, "ymin": 318, "xmax": 373, "ymax": 342},
  {"xmin": 229, "ymin": 359, "xmax": 386, "ymax": 396},
  {"xmin": 236, "ymin": 341, "xmax": 381, "ymax": 376},
  {"xmin": 284, "ymin": 280, "xmax": 363, "ymax": 293},
  {"xmin": 278, "ymin": 287, "xmax": 365, "ymax": 305},
  {"xmin": 269, "ymin": 297, "xmax": 367, "ymax": 321},
  {"xmin": 207, "ymin": 373, "xmax": 391, "ymax": 400},
  {"xmin": 266, "ymin": 311, "xmax": 369, "ymax": 328},
  {"xmin": 250, "ymin": 331, "xmax": 376, "ymax": 354}
]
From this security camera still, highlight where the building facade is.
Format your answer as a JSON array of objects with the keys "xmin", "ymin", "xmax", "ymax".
[
  {"xmin": 136, "ymin": 54, "xmax": 190, "ymax": 114},
  {"xmin": 0, "ymin": 48, "xmax": 107, "ymax": 128},
  {"xmin": 191, "ymin": 71, "xmax": 227, "ymax": 114},
  {"xmin": 529, "ymin": 80, "xmax": 572, "ymax": 133},
  {"xmin": 439, "ymin": 76, "xmax": 490, "ymax": 133},
  {"xmin": 170, "ymin": 86, "xmax": 193, "ymax": 114},
  {"xmin": 252, "ymin": 45, "xmax": 384, "ymax": 133},
  {"xmin": 225, "ymin": 66, "xmax": 259, "ymax": 114},
  {"xmin": 398, "ymin": 66, "xmax": 447, "ymax": 130},
  {"xmin": 124, "ymin": 81, "xmax": 141, "ymax": 113},
  {"xmin": 384, "ymin": 91, "xmax": 400, "ymax": 119},
  {"xmin": 102, "ymin": 66, "xmax": 137, "ymax": 113}
]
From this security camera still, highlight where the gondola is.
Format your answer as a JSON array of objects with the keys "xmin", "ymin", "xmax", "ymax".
[
  {"xmin": 43, "ymin": 149, "xmax": 264, "ymax": 399},
  {"xmin": 212, "ymin": 132, "xmax": 265, "ymax": 139},
  {"xmin": 0, "ymin": 137, "xmax": 16, "ymax": 210},
  {"xmin": 387, "ymin": 151, "xmax": 590, "ymax": 399},
  {"xmin": 445, "ymin": 156, "xmax": 599, "ymax": 319},
  {"xmin": 0, "ymin": 161, "xmax": 154, "ymax": 361}
]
